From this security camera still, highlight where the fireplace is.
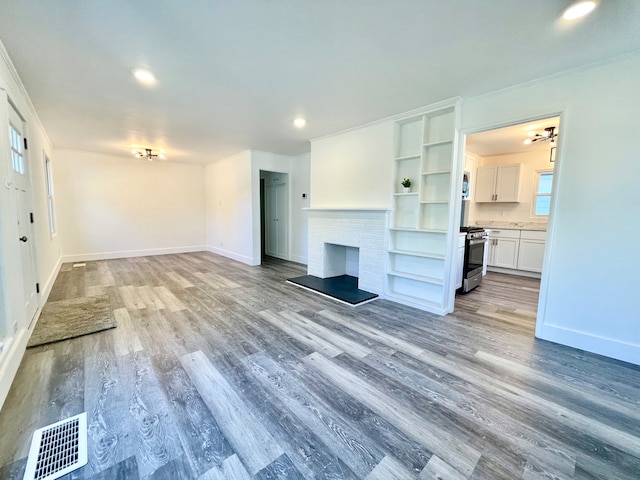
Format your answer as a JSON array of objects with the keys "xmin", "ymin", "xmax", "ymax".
[
  {"xmin": 324, "ymin": 243, "xmax": 360, "ymax": 280},
  {"xmin": 306, "ymin": 209, "xmax": 389, "ymax": 295}
]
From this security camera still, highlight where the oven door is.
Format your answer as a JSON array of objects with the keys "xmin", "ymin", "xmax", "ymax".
[{"xmin": 465, "ymin": 237, "xmax": 485, "ymax": 278}]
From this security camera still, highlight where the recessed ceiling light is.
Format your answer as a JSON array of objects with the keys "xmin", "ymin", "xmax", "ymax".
[
  {"xmin": 562, "ymin": 1, "xmax": 597, "ymax": 20},
  {"xmin": 132, "ymin": 68, "xmax": 156, "ymax": 85},
  {"xmin": 293, "ymin": 118, "xmax": 307, "ymax": 128}
]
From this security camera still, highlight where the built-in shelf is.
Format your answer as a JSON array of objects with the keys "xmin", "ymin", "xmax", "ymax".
[
  {"xmin": 388, "ymin": 98, "xmax": 460, "ymax": 315},
  {"xmin": 389, "ymin": 249, "xmax": 445, "ymax": 260},
  {"xmin": 395, "ymin": 154, "xmax": 421, "ymax": 161},
  {"xmin": 423, "ymin": 140, "xmax": 453, "ymax": 148},
  {"xmin": 388, "ymin": 270, "xmax": 443, "ymax": 285},
  {"xmin": 385, "ymin": 291, "xmax": 443, "ymax": 312}
]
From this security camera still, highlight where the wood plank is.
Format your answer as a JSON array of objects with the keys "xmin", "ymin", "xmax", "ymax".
[
  {"xmin": 149, "ymin": 351, "xmax": 233, "ymax": 476},
  {"xmin": 365, "ymin": 455, "xmax": 416, "ymax": 480},
  {"xmin": 303, "ymin": 351, "xmax": 482, "ymax": 477},
  {"xmin": 180, "ymin": 350, "xmax": 284, "ymax": 475},
  {"xmin": 258, "ymin": 310, "xmax": 343, "ymax": 358}
]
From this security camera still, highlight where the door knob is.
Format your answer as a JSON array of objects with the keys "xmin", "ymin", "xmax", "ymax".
[{"xmin": 19, "ymin": 236, "xmax": 27, "ymax": 242}]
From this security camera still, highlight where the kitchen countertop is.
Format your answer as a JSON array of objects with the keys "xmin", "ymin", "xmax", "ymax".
[{"xmin": 474, "ymin": 221, "xmax": 547, "ymax": 231}]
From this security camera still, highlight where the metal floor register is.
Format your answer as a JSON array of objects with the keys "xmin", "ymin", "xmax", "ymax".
[{"xmin": 23, "ymin": 413, "xmax": 88, "ymax": 480}]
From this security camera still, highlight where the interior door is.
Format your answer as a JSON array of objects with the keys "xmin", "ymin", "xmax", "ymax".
[
  {"xmin": 8, "ymin": 103, "xmax": 38, "ymax": 329},
  {"xmin": 265, "ymin": 179, "xmax": 288, "ymax": 259}
]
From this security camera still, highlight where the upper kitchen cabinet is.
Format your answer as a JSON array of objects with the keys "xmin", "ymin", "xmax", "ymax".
[{"xmin": 475, "ymin": 164, "xmax": 521, "ymax": 202}]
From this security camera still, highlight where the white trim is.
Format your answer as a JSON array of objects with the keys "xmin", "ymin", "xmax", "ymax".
[
  {"xmin": 536, "ymin": 323, "xmax": 640, "ymax": 366},
  {"xmin": 41, "ymin": 255, "xmax": 62, "ymax": 305},
  {"xmin": 0, "ymin": 39, "xmax": 52, "ymax": 147},
  {"xmin": 457, "ymin": 109, "xmax": 566, "ymax": 338},
  {"xmin": 0, "ymin": 325, "xmax": 30, "ymax": 410},
  {"xmin": 206, "ymin": 246, "xmax": 259, "ymax": 266},
  {"xmin": 62, "ymin": 245, "xmax": 207, "ymax": 263},
  {"xmin": 531, "ymin": 169, "xmax": 554, "ymax": 218},
  {"xmin": 310, "ymin": 96, "xmax": 461, "ymax": 143}
]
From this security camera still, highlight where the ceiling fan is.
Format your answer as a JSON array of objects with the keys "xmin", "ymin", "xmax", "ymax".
[{"xmin": 524, "ymin": 126, "xmax": 557, "ymax": 147}]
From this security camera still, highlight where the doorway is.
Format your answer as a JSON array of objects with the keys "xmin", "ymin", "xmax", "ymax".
[
  {"xmin": 259, "ymin": 170, "xmax": 289, "ymax": 261},
  {"xmin": 5, "ymin": 101, "xmax": 39, "ymax": 335},
  {"xmin": 454, "ymin": 115, "xmax": 560, "ymax": 332}
]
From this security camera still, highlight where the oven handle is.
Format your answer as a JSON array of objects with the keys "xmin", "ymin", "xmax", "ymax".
[{"xmin": 468, "ymin": 238, "xmax": 486, "ymax": 246}]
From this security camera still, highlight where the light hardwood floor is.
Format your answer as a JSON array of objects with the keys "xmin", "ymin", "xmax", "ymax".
[{"xmin": 0, "ymin": 253, "xmax": 638, "ymax": 479}]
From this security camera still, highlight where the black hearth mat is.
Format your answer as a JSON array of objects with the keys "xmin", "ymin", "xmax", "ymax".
[{"xmin": 287, "ymin": 274, "xmax": 378, "ymax": 306}]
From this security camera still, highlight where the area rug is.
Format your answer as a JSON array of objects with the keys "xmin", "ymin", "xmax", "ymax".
[{"xmin": 27, "ymin": 294, "xmax": 116, "ymax": 347}]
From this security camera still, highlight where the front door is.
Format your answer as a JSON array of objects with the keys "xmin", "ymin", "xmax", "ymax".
[{"xmin": 8, "ymin": 102, "xmax": 38, "ymax": 330}]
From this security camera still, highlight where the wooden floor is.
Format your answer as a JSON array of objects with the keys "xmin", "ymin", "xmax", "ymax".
[{"xmin": 1, "ymin": 253, "xmax": 639, "ymax": 479}]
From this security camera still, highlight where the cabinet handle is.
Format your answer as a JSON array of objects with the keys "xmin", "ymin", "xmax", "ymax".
[{"xmin": 495, "ymin": 194, "xmax": 498, "ymax": 201}]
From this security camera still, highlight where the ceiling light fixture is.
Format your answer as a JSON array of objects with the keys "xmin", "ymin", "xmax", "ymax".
[
  {"xmin": 132, "ymin": 148, "xmax": 165, "ymax": 161},
  {"xmin": 524, "ymin": 126, "xmax": 558, "ymax": 146},
  {"xmin": 293, "ymin": 118, "xmax": 307, "ymax": 128},
  {"xmin": 562, "ymin": 1, "xmax": 597, "ymax": 20},
  {"xmin": 132, "ymin": 68, "xmax": 156, "ymax": 85}
]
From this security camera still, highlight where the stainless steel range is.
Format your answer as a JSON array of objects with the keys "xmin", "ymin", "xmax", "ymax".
[{"xmin": 458, "ymin": 226, "xmax": 487, "ymax": 293}]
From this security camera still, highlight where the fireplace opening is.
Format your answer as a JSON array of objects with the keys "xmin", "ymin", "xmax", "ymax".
[
  {"xmin": 287, "ymin": 242, "xmax": 377, "ymax": 306},
  {"xmin": 324, "ymin": 243, "xmax": 359, "ymax": 283}
]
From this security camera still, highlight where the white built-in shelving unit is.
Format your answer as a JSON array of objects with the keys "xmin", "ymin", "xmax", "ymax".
[{"xmin": 387, "ymin": 98, "xmax": 461, "ymax": 314}]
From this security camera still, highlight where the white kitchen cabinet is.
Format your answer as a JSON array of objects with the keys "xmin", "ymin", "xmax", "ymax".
[
  {"xmin": 456, "ymin": 233, "xmax": 465, "ymax": 289},
  {"xmin": 517, "ymin": 230, "xmax": 547, "ymax": 273},
  {"xmin": 475, "ymin": 164, "xmax": 521, "ymax": 203},
  {"xmin": 487, "ymin": 229, "xmax": 520, "ymax": 269}
]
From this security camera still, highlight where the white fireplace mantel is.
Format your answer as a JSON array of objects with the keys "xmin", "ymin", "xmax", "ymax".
[{"xmin": 306, "ymin": 209, "xmax": 389, "ymax": 295}]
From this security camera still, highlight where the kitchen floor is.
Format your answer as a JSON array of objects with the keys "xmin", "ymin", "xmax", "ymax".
[{"xmin": 455, "ymin": 272, "xmax": 540, "ymax": 335}]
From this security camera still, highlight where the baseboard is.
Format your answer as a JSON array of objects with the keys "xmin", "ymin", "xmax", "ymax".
[
  {"xmin": 486, "ymin": 267, "xmax": 541, "ymax": 279},
  {"xmin": 207, "ymin": 246, "xmax": 259, "ymax": 266},
  {"xmin": 62, "ymin": 245, "xmax": 207, "ymax": 263},
  {"xmin": 0, "ymin": 326, "xmax": 30, "ymax": 411},
  {"xmin": 536, "ymin": 322, "xmax": 640, "ymax": 366},
  {"xmin": 288, "ymin": 254, "xmax": 308, "ymax": 265},
  {"xmin": 41, "ymin": 255, "xmax": 62, "ymax": 306}
]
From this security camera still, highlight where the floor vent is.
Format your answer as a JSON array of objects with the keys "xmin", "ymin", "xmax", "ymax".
[{"xmin": 24, "ymin": 413, "xmax": 88, "ymax": 480}]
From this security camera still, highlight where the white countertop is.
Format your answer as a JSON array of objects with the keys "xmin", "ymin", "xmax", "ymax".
[{"xmin": 474, "ymin": 221, "xmax": 547, "ymax": 231}]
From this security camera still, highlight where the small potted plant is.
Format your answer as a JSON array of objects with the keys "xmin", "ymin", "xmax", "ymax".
[{"xmin": 401, "ymin": 178, "xmax": 412, "ymax": 193}]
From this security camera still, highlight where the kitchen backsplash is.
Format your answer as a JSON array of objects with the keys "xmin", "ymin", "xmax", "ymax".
[{"xmin": 469, "ymin": 201, "xmax": 548, "ymax": 227}]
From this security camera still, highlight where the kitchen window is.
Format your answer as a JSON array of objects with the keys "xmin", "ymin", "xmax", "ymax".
[
  {"xmin": 44, "ymin": 153, "xmax": 56, "ymax": 236},
  {"xmin": 533, "ymin": 170, "xmax": 553, "ymax": 216}
]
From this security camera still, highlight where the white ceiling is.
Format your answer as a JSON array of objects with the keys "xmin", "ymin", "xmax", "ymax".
[
  {"xmin": 466, "ymin": 116, "xmax": 561, "ymax": 157},
  {"xmin": 0, "ymin": 1, "xmax": 638, "ymax": 165}
]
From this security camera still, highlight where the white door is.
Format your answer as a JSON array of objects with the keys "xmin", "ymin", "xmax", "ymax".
[
  {"xmin": 265, "ymin": 181, "xmax": 288, "ymax": 259},
  {"xmin": 8, "ymin": 103, "xmax": 38, "ymax": 329}
]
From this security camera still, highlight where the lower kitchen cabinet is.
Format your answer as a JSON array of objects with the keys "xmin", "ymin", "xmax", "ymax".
[
  {"xmin": 487, "ymin": 229, "xmax": 546, "ymax": 274},
  {"xmin": 517, "ymin": 230, "xmax": 547, "ymax": 273},
  {"xmin": 487, "ymin": 229, "xmax": 520, "ymax": 269}
]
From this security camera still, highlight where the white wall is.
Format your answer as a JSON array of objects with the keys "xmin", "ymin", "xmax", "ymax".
[
  {"xmin": 204, "ymin": 150, "xmax": 254, "ymax": 264},
  {"xmin": 469, "ymin": 149, "xmax": 555, "ymax": 225},
  {"xmin": 310, "ymin": 120, "xmax": 394, "ymax": 208},
  {"xmin": 0, "ymin": 43, "xmax": 62, "ymax": 409},
  {"xmin": 290, "ymin": 153, "xmax": 311, "ymax": 264},
  {"xmin": 462, "ymin": 52, "xmax": 640, "ymax": 365},
  {"xmin": 205, "ymin": 149, "xmax": 310, "ymax": 266},
  {"xmin": 55, "ymin": 150, "xmax": 206, "ymax": 261}
]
